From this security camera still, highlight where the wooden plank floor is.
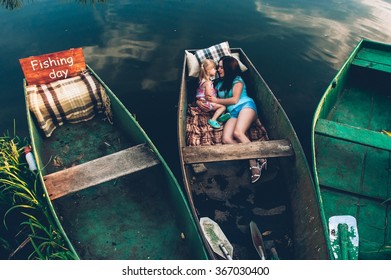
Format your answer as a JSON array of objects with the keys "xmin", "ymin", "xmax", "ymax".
[
  {"xmin": 44, "ymin": 143, "xmax": 160, "ymax": 200},
  {"xmin": 182, "ymin": 139, "xmax": 293, "ymax": 164}
]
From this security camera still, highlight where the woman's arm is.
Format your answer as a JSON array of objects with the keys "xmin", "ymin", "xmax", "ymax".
[{"xmin": 209, "ymin": 82, "xmax": 243, "ymax": 105}]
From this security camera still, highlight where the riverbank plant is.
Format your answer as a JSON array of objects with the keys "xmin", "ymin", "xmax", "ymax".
[{"xmin": 0, "ymin": 130, "xmax": 76, "ymax": 259}]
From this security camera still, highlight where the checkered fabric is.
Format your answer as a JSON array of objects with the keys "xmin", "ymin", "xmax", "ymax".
[
  {"xmin": 26, "ymin": 71, "xmax": 108, "ymax": 137},
  {"xmin": 195, "ymin": 41, "xmax": 231, "ymax": 64},
  {"xmin": 186, "ymin": 103, "xmax": 269, "ymax": 146}
]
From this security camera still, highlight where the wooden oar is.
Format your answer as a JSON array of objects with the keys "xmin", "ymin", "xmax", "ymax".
[
  {"xmin": 328, "ymin": 215, "xmax": 359, "ymax": 259},
  {"xmin": 249, "ymin": 221, "xmax": 266, "ymax": 260},
  {"xmin": 264, "ymin": 240, "xmax": 280, "ymax": 260},
  {"xmin": 200, "ymin": 217, "xmax": 233, "ymax": 260}
]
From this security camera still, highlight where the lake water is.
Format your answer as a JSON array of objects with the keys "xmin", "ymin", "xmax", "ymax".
[{"xmin": 1, "ymin": 0, "xmax": 391, "ymax": 177}]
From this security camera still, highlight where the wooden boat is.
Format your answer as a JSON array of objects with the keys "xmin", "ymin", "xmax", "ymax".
[
  {"xmin": 20, "ymin": 48, "xmax": 209, "ymax": 260},
  {"xmin": 311, "ymin": 39, "xmax": 391, "ymax": 260},
  {"xmin": 178, "ymin": 48, "xmax": 330, "ymax": 259}
]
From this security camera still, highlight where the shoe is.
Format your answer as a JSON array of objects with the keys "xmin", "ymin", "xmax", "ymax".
[
  {"xmin": 250, "ymin": 159, "xmax": 267, "ymax": 184},
  {"xmin": 208, "ymin": 119, "xmax": 221, "ymax": 129},
  {"xmin": 217, "ymin": 113, "xmax": 231, "ymax": 123}
]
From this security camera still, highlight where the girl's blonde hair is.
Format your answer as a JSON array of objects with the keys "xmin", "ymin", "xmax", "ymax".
[{"xmin": 199, "ymin": 59, "xmax": 216, "ymax": 81}]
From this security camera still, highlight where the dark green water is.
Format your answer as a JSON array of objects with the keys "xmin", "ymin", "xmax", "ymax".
[
  {"xmin": 1, "ymin": 0, "xmax": 390, "ymax": 173},
  {"xmin": 0, "ymin": 0, "xmax": 391, "ymax": 259}
]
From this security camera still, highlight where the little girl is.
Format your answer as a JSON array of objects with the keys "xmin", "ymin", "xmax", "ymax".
[{"xmin": 196, "ymin": 59, "xmax": 230, "ymax": 129}]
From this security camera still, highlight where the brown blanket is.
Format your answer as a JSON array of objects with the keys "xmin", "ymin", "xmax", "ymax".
[
  {"xmin": 26, "ymin": 71, "xmax": 109, "ymax": 137},
  {"xmin": 186, "ymin": 103, "xmax": 269, "ymax": 146}
]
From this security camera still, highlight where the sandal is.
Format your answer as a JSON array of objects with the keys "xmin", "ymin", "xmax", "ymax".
[
  {"xmin": 250, "ymin": 159, "xmax": 267, "ymax": 184},
  {"xmin": 217, "ymin": 113, "xmax": 231, "ymax": 123},
  {"xmin": 208, "ymin": 119, "xmax": 221, "ymax": 129}
]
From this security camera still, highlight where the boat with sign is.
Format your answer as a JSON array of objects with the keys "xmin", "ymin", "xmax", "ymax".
[
  {"xmin": 311, "ymin": 39, "xmax": 391, "ymax": 260},
  {"xmin": 177, "ymin": 43, "xmax": 330, "ymax": 259},
  {"xmin": 20, "ymin": 48, "xmax": 208, "ymax": 260}
]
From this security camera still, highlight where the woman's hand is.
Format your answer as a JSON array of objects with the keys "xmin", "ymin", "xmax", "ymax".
[
  {"xmin": 210, "ymin": 81, "xmax": 243, "ymax": 105},
  {"xmin": 196, "ymin": 99, "xmax": 211, "ymax": 112},
  {"xmin": 206, "ymin": 94, "xmax": 217, "ymax": 103}
]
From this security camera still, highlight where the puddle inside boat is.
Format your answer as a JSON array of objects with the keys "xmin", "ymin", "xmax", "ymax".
[
  {"xmin": 190, "ymin": 159, "xmax": 295, "ymax": 259},
  {"xmin": 40, "ymin": 115, "xmax": 197, "ymax": 259}
]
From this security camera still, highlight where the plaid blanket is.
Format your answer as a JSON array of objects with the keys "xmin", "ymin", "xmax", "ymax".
[
  {"xmin": 26, "ymin": 71, "xmax": 108, "ymax": 138},
  {"xmin": 195, "ymin": 41, "xmax": 231, "ymax": 64},
  {"xmin": 186, "ymin": 103, "xmax": 269, "ymax": 146}
]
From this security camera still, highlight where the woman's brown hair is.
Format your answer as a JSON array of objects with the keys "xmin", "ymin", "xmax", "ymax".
[{"xmin": 219, "ymin": 56, "xmax": 241, "ymax": 94}]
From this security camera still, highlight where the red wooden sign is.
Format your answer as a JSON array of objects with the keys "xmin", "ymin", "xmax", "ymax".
[{"xmin": 19, "ymin": 48, "xmax": 86, "ymax": 85}]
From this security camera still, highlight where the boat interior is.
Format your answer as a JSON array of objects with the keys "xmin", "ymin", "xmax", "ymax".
[
  {"xmin": 314, "ymin": 45, "xmax": 391, "ymax": 259},
  {"xmin": 182, "ymin": 76, "xmax": 298, "ymax": 259},
  {"xmin": 25, "ymin": 64, "xmax": 205, "ymax": 259}
]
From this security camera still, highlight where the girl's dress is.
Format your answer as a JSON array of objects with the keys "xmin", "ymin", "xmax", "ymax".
[{"xmin": 196, "ymin": 78, "xmax": 217, "ymax": 112}]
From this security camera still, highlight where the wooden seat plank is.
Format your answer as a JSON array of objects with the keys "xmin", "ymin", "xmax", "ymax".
[
  {"xmin": 352, "ymin": 58, "xmax": 391, "ymax": 74},
  {"xmin": 44, "ymin": 143, "xmax": 160, "ymax": 200},
  {"xmin": 315, "ymin": 118, "xmax": 391, "ymax": 151},
  {"xmin": 352, "ymin": 47, "xmax": 391, "ymax": 73},
  {"xmin": 355, "ymin": 48, "xmax": 391, "ymax": 65},
  {"xmin": 182, "ymin": 139, "xmax": 293, "ymax": 164}
]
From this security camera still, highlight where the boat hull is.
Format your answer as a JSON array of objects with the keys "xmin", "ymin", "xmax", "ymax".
[
  {"xmin": 311, "ymin": 39, "xmax": 391, "ymax": 259},
  {"xmin": 24, "ymin": 65, "xmax": 208, "ymax": 260},
  {"xmin": 178, "ymin": 49, "xmax": 329, "ymax": 259}
]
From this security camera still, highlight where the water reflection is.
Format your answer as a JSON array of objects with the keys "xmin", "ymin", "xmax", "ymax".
[
  {"xmin": 76, "ymin": 0, "xmax": 106, "ymax": 4},
  {"xmin": 1, "ymin": 0, "xmax": 391, "ymax": 168},
  {"xmin": 254, "ymin": 0, "xmax": 391, "ymax": 70},
  {"xmin": 0, "ymin": 0, "xmax": 106, "ymax": 10},
  {"xmin": 82, "ymin": 23, "xmax": 157, "ymax": 68},
  {"xmin": 0, "ymin": 0, "xmax": 22, "ymax": 10},
  {"xmin": 81, "ymin": 6, "xmax": 162, "ymax": 90}
]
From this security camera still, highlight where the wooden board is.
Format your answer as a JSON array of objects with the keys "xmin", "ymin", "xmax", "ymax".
[
  {"xmin": 355, "ymin": 47, "xmax": 391, "ymax": 65},
  {"xmin": 352, "ymin": 58, "xmax": 391, "ymax": 74},
  {"xmin": 315, "ymin": 118, "xmax": 391, "ymax": 151},
  {"xmin": 43, "ymin": 143, "xmax": 160, "ymax": 200},
  {"xmin": 182, "ymin": 139, "xmax": 293, "ymax": 164},
  {"xmin": 19, "ymin": 48, "xmax": 86, "ymax": 85}
]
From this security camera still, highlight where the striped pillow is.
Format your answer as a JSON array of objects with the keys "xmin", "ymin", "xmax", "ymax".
[
  {"xmin": 26, "ymin": 71, "xmax": 108, "ymax": 137},
  {"xmin": 195, "ymin": 41, "xmax": 231, "ymax": 64}
]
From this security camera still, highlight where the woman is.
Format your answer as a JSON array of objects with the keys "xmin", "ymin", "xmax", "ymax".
[{"xmin": 207, "ymin": 56, "xmax": 267, "ymax": 183}]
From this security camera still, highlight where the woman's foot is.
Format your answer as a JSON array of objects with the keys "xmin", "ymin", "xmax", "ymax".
[
  {"xmin": 250, "ymin": 164, "xmax": 261, "ymax": 183},
  {"xmin": 208, "ymin": 119, "xmax": 221, "ymax": 129},
  {"xmin": 250, "ymin": 159, "xmax": 267, "ymax": 184}
]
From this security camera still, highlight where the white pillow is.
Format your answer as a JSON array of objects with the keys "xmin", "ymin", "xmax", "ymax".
[
  {"xmin": 231, "ymin": 52, "xmax": 248, "ymax": 72},
  {"xmin": 185, "ymin": 50, "xmax": 200, "ymax": 77},
  {"xmin": 185, "ymin": 50, "xmax": 247, "ymax": 77}
]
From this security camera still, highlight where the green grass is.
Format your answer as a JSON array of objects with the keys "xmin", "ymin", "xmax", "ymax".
[{"xmin": 0, "ymin": 130, "xmax": 76, "ymax": 259}]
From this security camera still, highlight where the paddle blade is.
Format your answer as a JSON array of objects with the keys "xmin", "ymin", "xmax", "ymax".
[
  {"xmin": 269, "ymin": 247, "xmax": 280, "ymax": 260},
  {"xmin": 329, "ymin": 215, "xmax": 359, "ymax": 260},
  {"xmin": 200, "ymin": 217, "xmax": 233, "ymax": 259},
  {"xmin": 249, "ymin": 221, "xmax": 266, "ymax": 260}
]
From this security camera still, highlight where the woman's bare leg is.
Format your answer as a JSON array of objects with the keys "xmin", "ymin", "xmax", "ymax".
[
  {"xmin": 233, "ymin": 108, "xmax": 264, "ymax": 183},
  {"xmin": 221, "ymin": 118, "xmax": 238, "ymax": 144},
  {"xmin": 233, "ymin": 108, "xmax": 256, "ymax": 143}
]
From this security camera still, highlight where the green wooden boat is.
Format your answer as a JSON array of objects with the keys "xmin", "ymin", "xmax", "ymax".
[
  {"xmin": 178, "ymin": 48, "xmax": 329, "ymax": 259},
  {"xmin": 21, "ymin": 49, "xmax": 208, "ymax": 260},
  {"xmin": 311, "ymin": 39, "xmax": 391, "ymax": 260}
]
